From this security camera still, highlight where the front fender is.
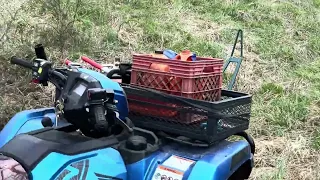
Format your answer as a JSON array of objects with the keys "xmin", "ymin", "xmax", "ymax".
[{"xmin": 0, "ymin": 108, "xmax": 58, "ymax": 148}]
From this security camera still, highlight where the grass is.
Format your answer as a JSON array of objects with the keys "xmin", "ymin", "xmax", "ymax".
[{"xmin": 1, "ymin": 0, "xmax": 320, "ymax": 179}]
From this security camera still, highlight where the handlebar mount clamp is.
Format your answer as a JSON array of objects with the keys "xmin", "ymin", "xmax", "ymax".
[{"xmin": 32, "ymin": 59, "xmax": 52, "ymax": 86}]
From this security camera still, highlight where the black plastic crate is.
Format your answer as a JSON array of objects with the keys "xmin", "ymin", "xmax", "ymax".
[{"xmin": 122, "ymin": 84, "xmax": 252, "ymax": 145}]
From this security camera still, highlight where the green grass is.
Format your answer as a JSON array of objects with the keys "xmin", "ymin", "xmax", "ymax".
[
  {"xmin": 294, "ymin": 59, "xmax": 320, "ymax": 150},
  {"xmin": 259, "ymin": 92, "xmax": 309, "ymax": 128},
  {"xmin": 1, "ymin": 0, "xmax": 320, "ymax": 179}
]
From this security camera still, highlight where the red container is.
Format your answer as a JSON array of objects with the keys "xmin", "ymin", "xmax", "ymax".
[
  {"xmin": 130, "ymin": 54, "xmax": 224, "ymax": 101},
  {"xmin": 128, "ymin": 54, "xmax": 224, "ymax": 124}
]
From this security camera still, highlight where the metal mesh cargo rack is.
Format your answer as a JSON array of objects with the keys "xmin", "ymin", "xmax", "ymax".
[{"xmin": 122, "ymin": 84, "xmax": 252, "ymax": 145}]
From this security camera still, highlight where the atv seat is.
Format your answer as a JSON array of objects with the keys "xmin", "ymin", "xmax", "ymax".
[{"xmin": 0, "ymin": 127, "xmax": 119, "ymax": 173}]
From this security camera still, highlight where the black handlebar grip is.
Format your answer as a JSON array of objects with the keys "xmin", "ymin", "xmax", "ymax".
[
  {"xmin": 10, "ymin": 56, "xmax": 34, "ymax": 70},
  {"xmin": 35, "ymin": 44, "xmax": 47, "ymax": 60}
]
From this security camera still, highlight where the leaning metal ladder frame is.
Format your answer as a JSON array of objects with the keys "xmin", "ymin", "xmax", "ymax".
[{"xmin": 223, "ymin": 29, "xmax": 243, "ymax": 91}]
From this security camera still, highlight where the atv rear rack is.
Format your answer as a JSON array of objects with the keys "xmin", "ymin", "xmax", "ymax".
[{"xmin": 122, "ymin": 84, "xmax": 251, "ymax": 145}]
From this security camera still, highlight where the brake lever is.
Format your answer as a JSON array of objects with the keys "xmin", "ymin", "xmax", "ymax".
[{"xmin": 114, "ymin": 112, "xmax": 133, "ymax": 133}]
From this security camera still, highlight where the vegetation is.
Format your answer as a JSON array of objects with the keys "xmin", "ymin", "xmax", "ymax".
[{"xmin": 1, "ymin": 0, "xmax": 320, "ymax": 179}]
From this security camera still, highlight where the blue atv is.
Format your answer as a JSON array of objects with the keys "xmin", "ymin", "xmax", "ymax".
[{"xmin": 0, "ymin": 43, "xmax": 255, "ymax": 180}]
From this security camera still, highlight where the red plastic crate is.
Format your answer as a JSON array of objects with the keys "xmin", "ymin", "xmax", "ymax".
[
  {"xmin": 130, "ymin": 54, "xmax": 224, "ymax": 101},
  {"xmin": 127, "ymin": 54, "xmax": 224, "ymax": 124},
  {"xmin": 126, "ymin": 93, "xmax": 208, "ymax": 124}
]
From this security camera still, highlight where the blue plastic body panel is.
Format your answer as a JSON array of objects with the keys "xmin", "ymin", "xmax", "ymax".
[
  {"xmin": 78, "ymin": 68, "xmax": 129, "ymax": 120},
  {"xmin": 29, "ymin": 139, "xmax": 252, "ymax": 180},
  {"xmin": 0, "ymin": 108, "xmax": 59, "ymax": 148},
  {"xmin": 31, "ymin": 148, "xmax": 127, "ymax": 180},
  {"xmin": 126, "ymin": 140, "xmax": 253, "ymax": 180},
  {"xmin": 0, "ymin": 109, "xmax": 253, "ymax": 180}
]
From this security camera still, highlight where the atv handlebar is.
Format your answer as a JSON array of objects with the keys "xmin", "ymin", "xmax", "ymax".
[
  {"xmin": 10, "ymin": 56, "xmax": 67, "ymax": 86},
  {"xmin": 10, "ymin": 56, "xmax": 37, "ymax": 71},
  {"xmin": 65, "ymin": 57, "xmax": 132, "ymax": 84},
  {"xmin": 50, "ymin": 69, "xmax": 67, "ymax": 83}
]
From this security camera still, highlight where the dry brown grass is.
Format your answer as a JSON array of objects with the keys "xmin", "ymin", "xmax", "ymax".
[{"xmin": 250, "ymin": 134, "xmax": 320, "ymax": 179}]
